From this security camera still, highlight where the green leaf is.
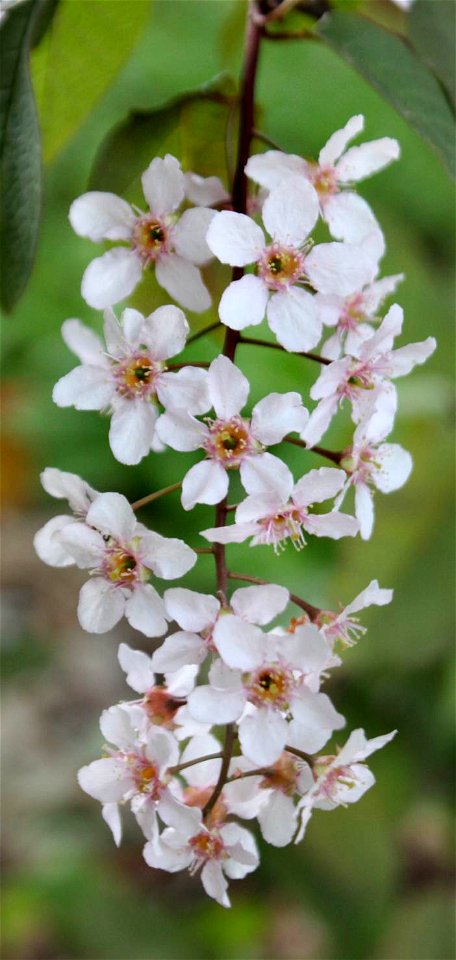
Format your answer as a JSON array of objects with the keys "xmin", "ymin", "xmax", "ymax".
[
  {"xmin": 0, "ymin": 0, "xmax": 42, "ymax": 312},
  {"xmin": 89, "ymin": 74, "xmax": 238, "ymax": 197},
  {"xmin": 409, "ymin": 0, "xmax": 455, "ymax": 106},
  {"xmin": 317, "ymin": 11, "xmax": 456, "ymax": 179},
  {"xmin": 31, "ymin": 0, "xmax": 151, "ymax": 163}
]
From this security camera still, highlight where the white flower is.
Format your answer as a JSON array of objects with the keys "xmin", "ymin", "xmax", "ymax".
[
  {"xmin": 295, "ymin": 728, "xmax": 397, "ymax": 842},
  {"xmin": 33, "ymin": 467, "xmax": 99, "ymax": 567},
  {"xmin": 152, "ymin": 582, "xmax": 289, "ymax": 673},
  {"xmin": 52, "ymin": 307, "xmax": 209, "ymax": 465},
  {"xmin": 187, "ymin": 623, "xmax": 344, "ymax": 766},
  {"xmin": 302, "ymin": 304, "xmax": 437, "ymax": 448},
  {"xmin": 69, "ymin": 154, "xmax": 215, "ymax": 311},
  {"xmin": 143, "ymin": 810, "xmax": 259, "ymax": 908},
  {"xmin": 156, "ymin": 354, "xmax": 308, "ymax": 510},
  {"xmin": 315, "ymin": 580, "xmax": 393, "ymax": 649},
  {"xmin": 245, "ymin": 115, "xmax": 399, "ymax": 246},
  {"xmin": 201, "ymin": 464, "xmax": 359, "ymax": 549},
  {"xmin": 56, "ymin": 492, "xmax": 196, "ymax": 636},
  {"xmin": 318, "ymin": 272, "xmax": 404, "ymax": 360},
  {"xmin": 206, "ymin": 179, "xmax": 379, "ymax": 352}
]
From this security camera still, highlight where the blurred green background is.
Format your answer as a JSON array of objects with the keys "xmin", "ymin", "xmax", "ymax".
[{"xmin": 1, "ymin": 2, "xmax": 454, "ymax": 958}]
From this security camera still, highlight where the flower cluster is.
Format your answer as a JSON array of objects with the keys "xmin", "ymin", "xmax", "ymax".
[{"xmin": 36, "ymin": 119, "xmax": 435, "ymax": 906}]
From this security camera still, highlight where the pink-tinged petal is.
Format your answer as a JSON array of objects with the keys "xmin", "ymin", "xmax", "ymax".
[
  {"xmin": 342, "ymin": 580, "xmax": 393, "ymax": 617},
  {"xmin": 69, "ymin": 192, "xmax": 134, "ymax": 241},
  {"xmin": 245, "ymin": 150, "xmax": 307, "ymax": 189},
  {"xmin": 81, "ymin": 248, "xmax": 143, "ymax": 309},
  {"xmin": 304, "ymin": 511, "xmax": 359, "ymax": 540},
  {"xmin": 124, "ymin": 583, "xmax": 168, "ymax": 638},
  {"xmin": 57, "ymin": 523, "xmax": 105, "ymax": 568},
  {"xmin": 357, "ymin": 385, "xmax": 398, "ymax": 442},
  {"xmin": 239, "ymin": 708, "xmax": 288, "ymax": 766},
  {"xmin": 152, "ymin": 631, "xmax": 206, "ymax": 672},
  {"xmin": 258, "ymin": 791, "xmax": 297, "ymax": 847},
  {"xmin": 206, "ymin": 210, "xmax": 265, "ymax": 266},
  {"xmin": 141, "ymin": 305, "xmax": 189, "ymax": 359},
  {"xmin": 360, "ymin": 303, "xmax": 403, "ymax": 359},
  {"xmin": 109, "ymin": 400, "xmax": 158, "ymax": 465},
  {"xmin": 184, "ymin": 172, "xmax": 229, "ymax": 206},
  {"xmin": 102, "ymin": 803, "xmax": 122, "ymax": 846},
  {"xmin": 86, "ymin": 492, "xmax": 136, "ymax": 542},
  {"xmin": 314, "ymin": 293, "xmax": 344, "ymax": 329},
  {"xmin": 141, "ymin": 154, "xmax": 185, "ymax": 215},
  {"xmin": 218, "ymin": 274, "xmax": 268, "ymax": 330},
  {"xmin": 61, "ymin": 318, "xmax": 106, "ymax": 366},
  {"xmin": 78, "ymin": 758, "xmax": 133, "ymax": 803},
  {"xmin": 336, "ymin": 137, "xmax": 400, "ymax": 182},
  {"xmin": 240, "ymin": 452, "xmax": 293, "ymax": 497},
  {"xmin": 318, "ymin": 115, "xmax": 364, "ymax": 166},
  {"xmin": 157, "ymin": 368, "xmax": 209, "ymax": 415},
  {"xmin": 252, "ymin": 391, "xmax": 308, "ymax": 445},
  {"xmin": 40, "ymin": 467, "xmax": 98, "ymax": 513},
  {"xmin": 306, "ymin": 241, "xmax": 378, "ymax": 296},
  {"xmin": 293, "ymin": 467, "xmax": 346, "ymax": 507},
  {"xmin": 117, "ymin": 642, "xmax": 155, "ymax": 693},
  {"xmin": 373, "ymin": 444, "xmax": 413, "ymax": 492},
  {"xmin": 321, "ymin": 331, "xmax": 343, "ymax": 360},
  {"xmin": 188, "ymin": 685, "xmax": 245, "ymax": 724},
  {"xmin": 181, "ymin": 459, "xmax": 228, "ymax": 510},
  {"xmin": 324, "ymin": 192, "xmax": 384, "ymax": 249},
  {"xmin": 208, "ymin": 354, "xmax": 249, "ymax": 419},
  {"xmin": 52, "ymin": 365, "xmax": 113, "ymax": 411},
  {"xmin": 262, "ymin": 178, "xmax": 319, "ymax": 245},
  {"xmin": 231, "ymin": 583, "xmax": 289, "ymax": 625},
  {"xmin": 155, "ymin": 253, "xmax": 211, "ymax": 312},
  {"xmin": 336, "ymin": 728, "xmax": 397, "ymax": 766},
  {"xmin": 141, "ymin": 531, "xmax": 196, "ymax": 579},
  {"xmin": 164, "ymin": 587, "xmax": 219, "ymax": 632},
  {"xmin": 155, "ymin": 410, "xmax": 208, "ymax": 451},
  {"xmin": 78, "ymin": 578, "xmax": 125, "ymax": 633},
  {"xmin": 310, "ymin": 357, "xmax": 350, "ymax": 400},
  {"xmin": 199, "ymin": 520, "xmax": 259, "ymax": 545},
  {"xmin": 388, "ymin": 337, "xmax": 436, "ymax": 377},
  {"xmin": 33, "ymin": 515, "xmax": 76, "ymax": 567},
  {"xmin": 355, "ymin": 483, "xmax": 375, "ymax": 540},
  {"xmin": 213, "ymin": 615, "xmax": 264, "ymax": 670},
  {"xmin": 173, "ymin": 207, "xmax": 216, "ymax": 265},
  {"xmin": 301, "ymin": 396, "xmax": 340, "ymax": 448},
  {"xmin": 267, "ymin": 287, "xmax": 322, "ymax": 352},
  {"xmin": 363, "ymin": 274, "xmax": 404, "ymax": 313},
  {"xmin": 201, "ymin": 861, "xmax": 230, "ymax": 908}
]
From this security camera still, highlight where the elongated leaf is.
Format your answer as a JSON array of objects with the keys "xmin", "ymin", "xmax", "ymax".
[
  {"xmin": 0, "ymin": 0, "xmax": 42, "ymax": 312},
  {"xmin": 409, "ymin": 0, "xmax": 455, "ymax": 106},
  {"xmin": 89, "ymin": 75, "xmax": 237, "ymax": 197},
  {"xmin": 317, "ymin": 11, "xmax": 455, "ymax": 179},
  {"xmin": 31, "ymin": 0, "xmax": 150, "ymax": 163}
]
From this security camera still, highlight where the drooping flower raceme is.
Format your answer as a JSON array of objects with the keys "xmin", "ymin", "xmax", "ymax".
[
  {"xmin": 52, "ymin": 306, "xmax": 209, "ymax": 464},
  {"xmin": 69, "ymin": 154, "xmax": 215, "ymax": 311}
]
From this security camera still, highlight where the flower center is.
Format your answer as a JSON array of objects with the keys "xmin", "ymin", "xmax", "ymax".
[
  {"xmin": 339, "ymin": 294, "xmax": 366, "ymax": 331},
  {"xmin": 248, "ymin": 664, "xmax": 292, "ymax": 708},
  {"xmin": 258, "ymin": 243, "xmax": 304, "ymax": 290},
  {"xmin": 142, "ymin": 687, "xmax": 186, "ymax": 726},
  {"xmin": 189, "ymin": 829, "xmax": 227, "ymax": 862},
  {"xmin": 132, "ymin": 216, "xmax": 169, "ymax": 263},
  {"xmin": 257, "ymin": 505, "xmax": 306, "ymax": 553},
  {"xmin": 104, "ymin": 548, "xmax": 138, "ymax": 586},
  {"xmin": 310, "ymin": 164, "xmax": 338, "ymax": 197},
  {"xmin": 204, "ymin": 416, "xmax": 257, "ymax": 467},
  {"xmin": 114, "ymin": 353, "xmax": 161, "ymax": 400},
  {"xmin": 260, "ymin": 753, "xmax": 300, "ymax": 795}
]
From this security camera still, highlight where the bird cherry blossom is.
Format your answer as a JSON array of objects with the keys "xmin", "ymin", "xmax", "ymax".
[
  {"xmin": 33, "ymin": 467, "xmax": 99, "ymax": 567},
  {"xmin": 317, "ymin": 272, "xmax": 404, "ymax": 360},
  {"xmin": 52, "ymin": 306, "xmax": 209, "ymax": 464},
  {"xmin": 156, "ymin": 354, "xmax": 308, "ymax": 510},
  {"xmin": 69, "ymin": 154, "xmax": 215, "ymax": 311},
  {"xmin": 55, "ymin": 492, "xmax": 196, "ymax": 636},
  {"xmin": 245, "ymin": 115, "xmax": 399, "ymax": 246},
  {"xmin": 201, "ymin": 465, "xmax": 359, "ymax": 550},
  {"xmin": 206, "ymin": 178, "xmax": 380, "ymax": 352},
  {"xmin": 312, "ymin": 579, "xmax": 393, "ymax": 649}
]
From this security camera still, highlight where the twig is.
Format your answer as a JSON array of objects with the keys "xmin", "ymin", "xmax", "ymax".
[
  {"xmin": 252, "ymin": 127, "xmax": 286, "ymax": 151},
  {"xmin": 131, "ymin": 481, "xmax": 181, "ymax": 510},
  {"xmin": 169, "ymin": 752, "xmax": 224, "ymax": 776},
  {"xmin": 283, "ymin": 436, "xmax": 343, "ymax": 466},
  {"xmin": 238, "ymin": 336, "xmax": 331, "ymax": 365},
  {"xmin": 203, "ymin": 724, "xmax": 236, "ymax": 819},
  {"xmin": 187, "ymin": 322, "xmax": 222, "ymax": 345}
]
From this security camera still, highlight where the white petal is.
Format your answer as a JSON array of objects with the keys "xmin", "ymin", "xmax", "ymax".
[
  {"xmin": 117, "ymin": 642, "xmax": 155, "ymax": 693},
  {"xmin": 262, "ymin": 178, "xmax": 319, "ymax": 245},
  {"xmin": 78, "ymin": 578, "xmax": 125, "ymax": 633},
  {"xmin": 81, "ymin": 248, "xmax": 143, "ymax": 309},
  {"xmin": 304, "ymin": 511, "xmax": 359, "ymax": 540},
  {"xmin": 218, "ymin": 274, "xmax": 268, "ymax": 330},
  {"xmin": 184, "ymin": 172, "xmax": 229, "ymax": 206},
  {"xmin": 199, "ymin": 520, "xmax": 259, "ymax": 545},
  {"xmin": 33, "ymin": 515, "xmax": 76, "ymax": 567},
  {"xmin": 40, "ymin": 467, "xmax": 98, "ymax": 513},
  {"xmin": 78, "ymin": 758, "xmax": 132, "ymax": 803},
  {"xmin": 240, "ymin": 452, "xmax": 292, "ymax": 497},
  {"xmin": 155, "ymin": 410, "xmax": 208, "ymax": 451},
  {"xmin": 52, "ymin": 365, "xmax": 113, "ymax": 411},
  {"xmin": 324, "ymin": 192, "xmax": 383, "ymax": 246},
  {"xmin": 201, "ymin": 861, "xmax": 230, "ymax": 908},
  {"xmin": 124, "ymin": 583, "xmax": 168, "ymax": 637},
  {"xmin": 57, "ymin": 523, "xmax": 105, "ymax": 568},
  {"xmin": 336, "ymin": 137, "xmax": 400, "ymax": 182},
  {"xmin": 355, "ymin": 483, "xmax": 375, "ymax": 540},
  {"xmin": 239, "ymin": 708, "xmax": 288, "ymax": 766},
  {"xmin": 301, "ymin": 396, "xmax": 339, "ymax": 448},
  {"xmin": 157, "ymin": 368, "xmax": 209, "ymax": 415},
  {"xmin": 245, "ymin": 150, "xmax": 307, "ymax": 189},
  {"xmin": 363, "ymin": 274, "xmax": 404, "ymax": 313},
  {"xmin": 141, "ymin": 531, "xmax": 196, "ymax": 579},
  {"xmin": 206, "ymin": 210, "xmax": 264, "ymax": 266},
  {"xmin": 319, "ymin": 115, "xmax": 364, "ymax": 166},
  {"xmin": 213, "ymin": 615, "xmax": 264, "ymax": 670},
  {"xmin": 188, "ymin": 685, "xmax": 245, "ymax": 724},
  {"xmin": 109, "ymin": 400, "xmax": 158, "ymax": 465},
  {"xmin": 142, "ymin": 305, "xmax": 189, "ymax": 359},
  {"xmin": 120, "ymin": 307, "xmax": 146, "ymax": 348},
  {"xmin": 306, "ymin": 242, "xmax": 377, "ymax": 296},
  {"xmin": 293, "ymin": 467, "xmax": 346, "ymax": 506},
  {"xmin": 361, "ymin": 303, "xmax": 403, "ymax": 359},
  {"xmin": 388, "ymin": 338, "xmax": 436, "ymax": 377},
  {"xmin": 231, "ymin": 584, "xmax": 289, "ymax": 625},
  {"xmin": 336, "ymin": 728, "xmax": 396, "ymax": 766},
  {"xmin": 69, "ymin": 192, "xmax": 134, "ymax": 241},
  {"xmin": 86, "ymin": 492, "xmax": 136, "ymax": 542},
  {"xmin": 252, "ymin": 391, "xmax": 308, "ymax": 444},
  {"xmin": 173, "ymin": 207, "xmax": 216, "ymax": 265},
  {"xmin": 373, "ymin": 444, "xmax": 412, "ymax": 492},
  {"xmin": 281, "ymin": 623, "xmax": 330, "ymax": 676},
  {"xmin": 221, "ymin": 823, "xmax": 259, "ymax": 876},
  {"xmin": 342, "ymin": 580, "xmax": 393, "ymax": 617},
  {"xmin": 181, "ymin": 459, "xmax": 228, "ymax": 510},
  {"xmin": 267, "ymin": 287, "xmax": 322, "ymax": 352},
  {"xmin": 208, "ymin": 354, "xmax": 249, "ymax": 418},
  {"xmin": 102, "ymin": 803, "xmax": 122, "ymax": 846},
  {"xmin": 99, "ymin": 703, "xmax": 141, "ymax": 748},
  {"xmin": 143, "ymin": 835, "xmax": 193, "ymax": 872},
  {"xmin": 164, "ymin": 587, "xmax": 219, "ymax": 631},
  {"xmin": 155, "ymin": 254, "xmax": 211, "ymax": 312},
  {"xmin": 258, "ymin": 792, "xmax": 297, "ymax": 847},
  {"xmin": 290, "ymin": 688, "xmax": 345, "ymax": 736},
  {"xmin": 61, "ymin": 318, "xmax": 106, "ymax": 365},
  {"xmin": 151, "ymin": 631, "xmax": 206, "ymax": 672},
  {"xmin": 141, "ymin": 154, "xmax": 185, "ymax": 215}
]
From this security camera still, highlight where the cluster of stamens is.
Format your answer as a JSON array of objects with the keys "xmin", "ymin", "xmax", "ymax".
[
  {"xmin": 339, "ymin": 293, "xmax": 367, "ymax": 331},
  {"xmin": 310, "ymin": 163, "xmax": 338, "ymax": 197},
  {"xmin": 103, "ymin": 546, "xmax": 140, "ymax": 587},
  {"xmin": 113, "ymin": 353, "xmax": 162, "ymax": 400},
  {"xmin": 247, "ymin": 664, "xmax": 293, "ymax": 708},
  {"xmin": 204, "ymin": 416, "xmax": 256, "ymax": 466},
  {"xmin": 258, "ymin": 242, "xmax": 305, "ymax": 291},
  {"xmin": 132, "ymin": 215, "xmax": 170, "ymax": 263},
  {"xmin": 257, "ymin": 505, "xmax": 306, "ymax": 552},
  {"xmin": 189, "ymin": 829, "xmax": 227, "ymax": 867}
]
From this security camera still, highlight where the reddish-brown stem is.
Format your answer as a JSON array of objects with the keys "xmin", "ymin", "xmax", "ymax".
[
  {"xmin": 284, "ymin": 745, "xmax": 315, "ymax": 767},
  {"xmin": 195, "ymin": 547, "xmax": 215, "ymax": 555},
  {"xmin": 238, "ymin": 335, "xmax": 331, "ymax": 365},
  {"xmin": 252, "ymin": 127, "xmax": 285, "ymax": 151},
  {"xmin": 262, "ymin": 27, "xmax": 320, "ymax": 41},
  {"xmin": 169, "ymin": 752, "xmax": 224, "ymax": 776},
  {"xmin": 131, "ymin": 481, "xmax": 181, "ymax": 510},
  {"xmin": 283, "ymin": 435, "xmax": 343, "ymax": 465},
  {"xmin": 203, "ymin": 723, "xmax": 236, "ymax": 818},
  {"xmin": 227, "ymin": 571, "xmax": 321, "ymax": 621}
]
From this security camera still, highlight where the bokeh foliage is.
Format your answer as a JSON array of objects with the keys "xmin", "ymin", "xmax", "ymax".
[{"xmin": 1, "ymin": 1, "xmax": 454, "ymax": 958}]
